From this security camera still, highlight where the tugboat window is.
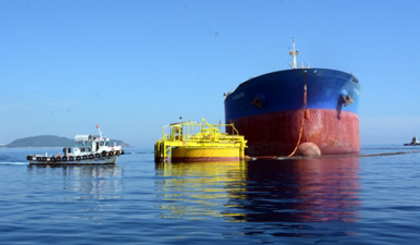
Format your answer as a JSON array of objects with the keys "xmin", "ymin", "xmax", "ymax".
[{"xmin": 81, "ymin": 148, "xmax": 85, "ymax": 152}]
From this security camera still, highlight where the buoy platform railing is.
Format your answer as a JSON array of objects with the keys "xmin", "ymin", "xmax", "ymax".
[{"xmin": 154, "ymin": 118, "xmax": 247, "ymax": 163}]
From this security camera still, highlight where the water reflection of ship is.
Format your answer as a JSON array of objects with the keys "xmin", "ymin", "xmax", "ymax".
[
  {"xmin": 28, "ymin": 165, "xmax": 123, "ymax": 199},
  {"xmin": 155, "ymin": 157, "xmax": 360, "ymax": 223},
  {"xmin": 229, "ymin": 157, "xmax": 361, "ymax": 223},
  {"xmin": 155, "ymin": 161, "xmax": 247, "ymax": 219}
]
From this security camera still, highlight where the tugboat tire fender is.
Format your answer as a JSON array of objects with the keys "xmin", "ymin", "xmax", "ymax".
[
  {"xmin": 89, "ymin": 154, "xmax": 94, "ymax": 159},
  {"xmin": 109, "ymin": 151, "xmax": 114, "ymax": 156},
  {"xmin": 95, "ymin": 154, "xmax": 101, "ymax": 158},
  {"xmin": 102, "ymin": 151, "xmax": 107, "ymax": 156},
  {"xmin": 82, "ymin": 156, "xmax": 87, "ymax": 160},
  {"xmin": 56, "ymin": 157, "xmax": 61, "ymax": 162},
  {"xmin": 76, "ymin": 156, "xmax": 81, "ymax": 161},
  {"xmin": 69, "ymin": 157, "xmax": 74, "ymax": 161}
]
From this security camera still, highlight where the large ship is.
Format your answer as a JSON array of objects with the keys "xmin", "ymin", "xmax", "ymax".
[{"xmin": 224, "ymin": 39, "xmax": 361, "ymax": 157}]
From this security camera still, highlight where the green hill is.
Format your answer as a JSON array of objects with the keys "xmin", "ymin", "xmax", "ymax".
[
  {"xmin": 6, "ymin": 135, "xmax": 130, "ymax": 147},
  {"xmin": 7, "ymin": 135, "xmax": 73, "ymax": 147}
]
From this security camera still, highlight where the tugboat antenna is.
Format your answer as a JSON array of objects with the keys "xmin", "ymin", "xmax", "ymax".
[{"xmin": 288, "ymin": 37, "xmax": 299, "ymax": 69}]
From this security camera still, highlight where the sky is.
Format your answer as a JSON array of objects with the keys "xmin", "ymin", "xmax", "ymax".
[{"xmin": 1, "ymin": 0, "xmax": 420, "ymax": 148}]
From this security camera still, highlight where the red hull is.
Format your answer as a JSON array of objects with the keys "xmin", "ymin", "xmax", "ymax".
[{"xmin": 230, "ymin": 109, "xmax": 359, "ymax": 157}]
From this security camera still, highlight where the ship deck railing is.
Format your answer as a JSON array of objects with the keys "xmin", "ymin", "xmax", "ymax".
[{"xmin": 159, "ymin": 119, "xmax": 243, "ymax": 143}]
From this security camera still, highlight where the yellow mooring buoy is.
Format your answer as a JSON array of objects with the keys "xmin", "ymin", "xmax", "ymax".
[{"xmin": 154, "ymin": 118, "xmax": 247, "ymax": 162}]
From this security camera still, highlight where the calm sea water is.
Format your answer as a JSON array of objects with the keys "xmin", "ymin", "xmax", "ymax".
[{"xmin": 0, "ymin": 145, "xmax": 419, "ymax": 244}]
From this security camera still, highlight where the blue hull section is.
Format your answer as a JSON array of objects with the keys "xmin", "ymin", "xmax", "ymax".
[{"xmin": 225, "ymin": 68, "xmax": 360, "ymax": 120}]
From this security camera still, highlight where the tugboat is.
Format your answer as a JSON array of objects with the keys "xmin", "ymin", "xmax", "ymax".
[
  {"xmin": 404, "ymin": 133, "xmax": 420, "ymax": 146},
  {"xmin": 27, "ymin": 125, "xmax": 125, "ymax": 165}
]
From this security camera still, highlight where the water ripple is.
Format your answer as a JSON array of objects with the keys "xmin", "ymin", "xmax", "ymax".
[{"xmin": 0, "ymin": 148, "xmax": 419, "ymax": 244}]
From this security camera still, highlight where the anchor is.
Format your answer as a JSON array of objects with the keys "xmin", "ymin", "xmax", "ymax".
[{"xmin": 343, "ymin": 94, "xmax": 354, "ymax": 107}]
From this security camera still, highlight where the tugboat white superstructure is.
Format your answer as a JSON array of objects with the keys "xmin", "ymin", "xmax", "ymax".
[{"xmin": 27, "ymin": 125, "xmax": 125, "ymax": 165}]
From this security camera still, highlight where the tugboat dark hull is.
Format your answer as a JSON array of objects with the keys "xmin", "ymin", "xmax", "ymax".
[{"xmin": 27, "ymin": 154, "xmax": 120, "ymax": 166}]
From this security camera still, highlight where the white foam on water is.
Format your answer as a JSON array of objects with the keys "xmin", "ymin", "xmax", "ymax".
[{"xmin": 0, "ymin": 162, "xmax": 28, "ymax": 166}]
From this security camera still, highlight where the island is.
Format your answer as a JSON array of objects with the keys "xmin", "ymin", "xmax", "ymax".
[{"xmin": 5, "ymin": 135, "xmax": 130, "ymax": 148}]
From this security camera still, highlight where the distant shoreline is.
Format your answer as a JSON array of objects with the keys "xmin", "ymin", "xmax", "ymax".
[
  {"xmin": 4, "ymin": 135, "xmax": 130, "ymax": 148},
  {"xmin": 1, "ymin": 146, "xmax": 65, "ymax": 148},
  {"xmin": 0, "ymin": 146, "xmax": 134, "ymax": 148}
]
